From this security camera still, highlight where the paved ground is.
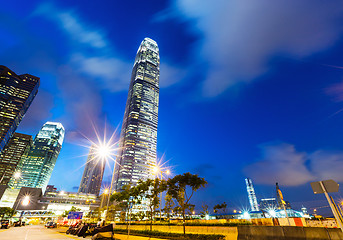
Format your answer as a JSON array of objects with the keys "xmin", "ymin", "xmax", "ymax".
[
  {"xmin": 0, "ymin": 225, "xmax": 167, "ymax": 240},
  {"xmin": 0, "ymin": 225, "xmax": 80, "ymax": 240}
]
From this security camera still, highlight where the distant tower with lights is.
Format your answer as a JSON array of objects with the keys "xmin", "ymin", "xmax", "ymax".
[
  {"xmin": 8, "ymin": 122, "xmax": 64, "ymax": 191},
  {"xmin": 0, "ymin": 66, "xmax": 39, "ymax": 153},
  {"xmin": 245, "ymin": 178, "xmax": 259, "ymax": 211},
  {"xmin": 79, "ymin": 145, "xmax": 105, "ymax": 196},
  {"xmin": 112, "ymin": 38, "xmax": 160, "ymax": 192}
]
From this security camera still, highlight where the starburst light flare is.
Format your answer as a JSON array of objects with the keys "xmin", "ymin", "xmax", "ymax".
[{"xmin": 72, "ymin": 119, "xmax": 125, "ymax": 174}]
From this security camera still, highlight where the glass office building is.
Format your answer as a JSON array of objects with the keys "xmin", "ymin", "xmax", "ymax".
[
  {"xmin": 0, "ymin": 66, "xmax": 39, "ymax": 152},
  {"xmin": 112, "ymin": 38, "xmax": 160, "ymax": 191},
  {"xmin": 9, "ymin": 122, "xmax": 65, "ymax": 191},
  {"xmin": 0, "ymin": 132, "xmax": 33, "ymax": 186},
  {"xmin": 79, "ymin": 145, "xmax": 105, "ymax": 196}
]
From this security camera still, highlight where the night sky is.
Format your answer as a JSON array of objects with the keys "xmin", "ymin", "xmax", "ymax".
[{"xmin": 2, "ymin": 0, "xmax": 343, "ymax": 216}]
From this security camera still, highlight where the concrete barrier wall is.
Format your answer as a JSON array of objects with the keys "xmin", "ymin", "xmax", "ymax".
[
  {"xmin": 114, "ymin": 223, "xmax": 342, "ymax": 240},
  {"xmin": 238, "ymin": 226, "xmax": 343, "ymax": 240},
  {"xmin": 278, "ymin": 217, "xmax": 307, "ymax": 226},
  {"xmin": 306, "ymin": 219, "xmax": 338, "ymax": 228}
]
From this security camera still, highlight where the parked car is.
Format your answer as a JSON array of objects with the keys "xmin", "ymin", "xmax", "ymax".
[
  {"xmin": 0, "ymin": 220, "xmax": 10, "ymax": 229},
  {"xmin": 14, "ymin": 220, "xmax": 22, "ymax": 227},
  {"xmin": 45, "ymin": 221, "xmax": 57, "ymax": 228}
]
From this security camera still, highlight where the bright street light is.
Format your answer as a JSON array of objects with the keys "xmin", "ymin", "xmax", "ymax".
[
  {"xmin": 243, "ymin": 211, "xmax": 250, "ymax": 219},
  {"xmin": 152, "ymin": 166, "xmax": 159, "ymax": 174},
  {"xmin": 104, "ymin": 188, "xmax": 109, "ymax": 194},
  {"xmin": 21, "ymin": 196, "xmax": 30, "ymax": 206},
  {"xmin": 95, "ymin": 144, "xmax": 112, "ymax": 159},
  {"xmin": 14, "ymin": 172, "xmax": 21, "ymax": 179}
]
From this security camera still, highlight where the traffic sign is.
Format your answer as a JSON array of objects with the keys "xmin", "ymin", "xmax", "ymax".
[
  {"xmin": 311, "ymin": 180, "xmax": 339, "ymax": 194},
  {"xmin": 67, "ymin": 211, "xmax": 83, "ymax": 219}
]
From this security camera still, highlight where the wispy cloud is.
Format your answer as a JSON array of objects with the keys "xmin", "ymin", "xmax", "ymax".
[
  {"xmin": 159, "ymin": 62, "xmax": 187, "ymax": 88},
  {"xmin": 244, "ymin": 142, "xmax": 343, "ymax": 186},
  {"xmin": 159, "ymin": 0, "xmax": 343, "ymax": 97},
  {"xmin": 30, "ymin": 2, "xmax": 132, "ymax": 137},
  {"xmin": 326, "ymin": 82, "xmax": 343, "ymax": 102},
  {"xmin": 34, "ymin": 2, "xmax": 108, "ymax": 49},
  {"xmin": 70, "ymin": 54, "xmax": 131, "ymax": 92}
]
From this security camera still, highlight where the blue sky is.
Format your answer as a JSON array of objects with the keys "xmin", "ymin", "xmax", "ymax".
[{"xmin": 2, "ymin": 0, "xmax": 343, "ymax": 215}]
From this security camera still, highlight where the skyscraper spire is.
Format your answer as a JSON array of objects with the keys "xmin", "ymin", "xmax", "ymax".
[{"xmin": 112, "ymin": 38, "xmax": 160, "ymax": 191}]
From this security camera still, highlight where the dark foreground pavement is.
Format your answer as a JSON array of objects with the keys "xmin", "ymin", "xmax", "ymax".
[
  {"xmin": 0, "ymin": 225, "xmax": 80, "ymax": 240},
  {"xmin": 0, "ymin": 225, "xmax": 167, "ymax": 240}
]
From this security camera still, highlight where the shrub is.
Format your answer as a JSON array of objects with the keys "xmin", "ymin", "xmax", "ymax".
[
  {"xmin": 115, "ymin": 221, "xmax": 251, "ymax": 226},
  {"xmin": 113, "ymin": 229, "xmax": 225, "ymax": 240}
]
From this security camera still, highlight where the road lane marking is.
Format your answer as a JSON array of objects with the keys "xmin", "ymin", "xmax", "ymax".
[{"xmin": 24, "ymin": 228, "xmax": 30, "ymax": 240}]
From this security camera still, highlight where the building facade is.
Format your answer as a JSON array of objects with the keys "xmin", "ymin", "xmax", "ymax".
[
  {"xmin": 9, "ymin": 122, "xmax": 65, "ymax": 191},
  {"xmin": 0, "ymin": 66, "xmax": 39, "ymax": 152},
  {"xmin": 245, "ymin": 178, "xmax": 259, "ymax": 211},
  {"xmin": 40, "ymin": 185, "xmax": 99, "ymax": 215},
  {"xmin": 78, "ymin": 145, "xmax": 105, "ymax": 196},
  {"xmin": 259, "ymin": 198, "xmax": 278, "ymax": 211},
  {"xmin": 0, "ymin": 132, "xmax": 33, "ymax": 186},
  {"xmin": 112, "ymin": 38, "xmax": 160, "ymax": 192}
]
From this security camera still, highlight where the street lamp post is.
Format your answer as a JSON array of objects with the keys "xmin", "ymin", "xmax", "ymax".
[
  {"xmin": 100, "ymin": 189, "xmax": 109, "ymax": 208},
  {"xmin": 13, "ymin": 195, "xmax": 30, "ymax": 221},
  {"xmin": 100, "ymin": 189, "xmax": 109, "ymax": 219},
  {"xmin": 153, "ymin": 166, "xmax": 170, "ymax": 222},
  {"xmin": 105, "ymin": 156, "xmax": 118, "ymax": 222}
]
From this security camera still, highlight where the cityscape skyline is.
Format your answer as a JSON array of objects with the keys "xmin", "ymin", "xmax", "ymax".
[{"xmin": 2, "ymin": 0, "xmax": 343, "ymax": 216}]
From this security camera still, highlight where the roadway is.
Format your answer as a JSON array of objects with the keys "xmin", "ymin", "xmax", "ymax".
[{"xmin": 0, "ymin": 225, "xmax": 80, "ymax": 240}]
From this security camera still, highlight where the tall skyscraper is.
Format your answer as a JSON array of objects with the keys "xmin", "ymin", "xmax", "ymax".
[
  {"xmin": 112, "ymin": 38, "xmax": 160, "ymax": 191},
  {"xmin": 79, "ymin": 145, "xmax": 105, "ymax": 196},
  {"xmin": 245, "ymin": 178, "xmax": 259, "ymax": 211},
  {"xmin": 9, "ymin": 122, "xmax": 65, "ymax": 190},
  {"xmin": 0, "ymin": 66, "xmax": 39, "ymax": 152},
  {"xmin": 0, "ymin": 132, "xmax": 32, "ymax": 186}
]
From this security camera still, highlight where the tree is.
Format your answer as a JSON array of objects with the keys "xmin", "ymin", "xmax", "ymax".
[
  {"xmin": 110, "ymin": 184, "xmax": 141, "ymax": 227},
  {"xmin": 213, "ymin": 202, "xmax": 227, "ymax": 214},
  {"xmin": 102, "ymin": 204, "xmax": 121, "ymax": 221},
  {"xmin": 200, "ymin": 204, "xmax": 209, "ymax": 218},
  {"xmin": 136, "ymin": 211, "xmax": 146, "ymax": 221},
  {"xmin": 0, "ymin": 207, "xmax": 16, "ymax": 220},
  {"xmin": 167, "ymin": 173, "xmax": 207, "ymax": 234},
  {"xmin": 135, "ymin": 178, "xmax": 167, "ymax": 231},
  {"xmin": 86, "ymin": 208, "xmax": 101, "ymax": 221},
  {"xmin": 163, "ymin": 193, "xmax": 175, "ymax": 222}
]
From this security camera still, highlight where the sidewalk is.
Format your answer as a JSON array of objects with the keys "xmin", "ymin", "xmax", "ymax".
[{"xmin": 54, "ymin": 227, "xmax": 167, "ymax": 240}]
